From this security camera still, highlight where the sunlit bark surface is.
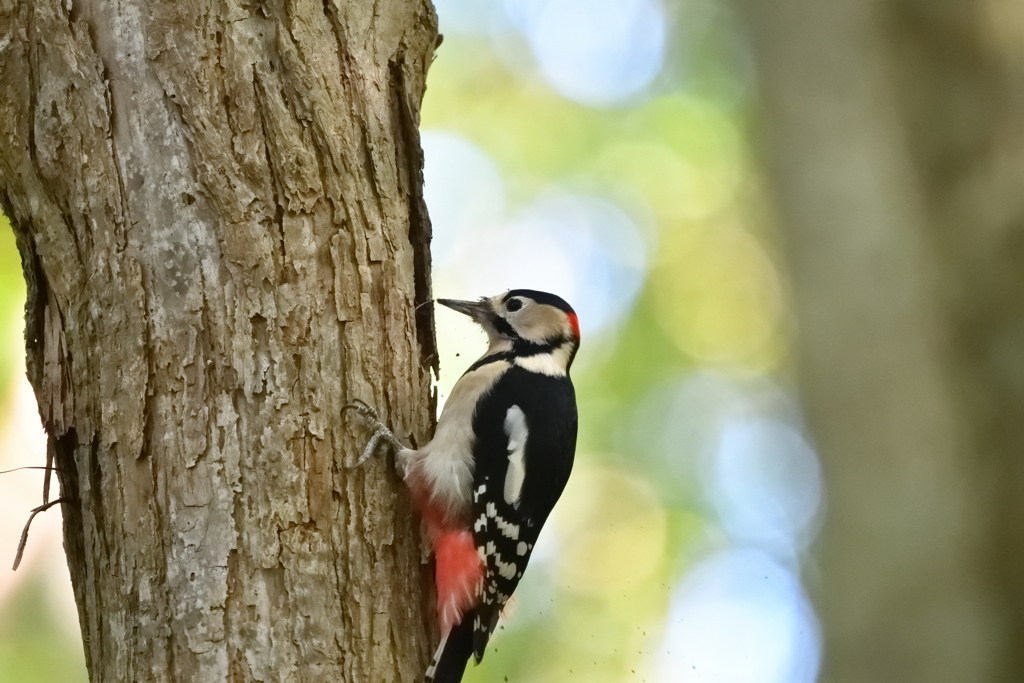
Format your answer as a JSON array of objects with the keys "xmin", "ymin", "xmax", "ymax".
[
  {"xmin": 0, "ymin": 0, "xmax": 439, "ymax": 680},
  {"xmin": 746, "ymin": 1, "xmax": 1024, "ymax": 681}
]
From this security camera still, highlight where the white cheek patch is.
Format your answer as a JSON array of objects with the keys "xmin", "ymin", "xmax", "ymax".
[
  {"xmin": 514, "ymin": 305, "xmax": 566, "ymax": 343},
  {"xmin": 503, "ymin": 405, "xmax": 528, "ymax": 508}
]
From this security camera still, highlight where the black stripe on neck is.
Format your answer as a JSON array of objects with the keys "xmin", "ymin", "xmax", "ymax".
[
  {"xmin": 464, "ymin": 339, "xmax": 561, "ymax": 374},
  {"xmin": 465, "ymin": 352, "xmax": 513, "ymax": 373}
]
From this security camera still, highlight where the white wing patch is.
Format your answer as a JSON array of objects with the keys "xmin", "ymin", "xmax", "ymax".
[{"xmin": 503, "ymin": 405, "xmax": 529, "ymax": 508}]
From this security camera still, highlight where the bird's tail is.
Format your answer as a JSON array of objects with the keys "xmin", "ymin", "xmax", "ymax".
[{"xmin": 424, "ymin": 616, "xmax": 474, "ymax": 683}]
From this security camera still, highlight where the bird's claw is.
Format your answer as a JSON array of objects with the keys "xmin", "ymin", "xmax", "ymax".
[{"xmin": 343, "ymin": 401, "xmax": 403, "ymax": 469}]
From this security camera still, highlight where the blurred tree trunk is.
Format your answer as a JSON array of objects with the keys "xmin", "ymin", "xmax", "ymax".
[
  {"xmin": 0, "ymin": 0, "xmax": 439, "ymax": 680},
  {"xmin": 745, "ymin": 1, "xmax": 1024, "ymax": 682}
]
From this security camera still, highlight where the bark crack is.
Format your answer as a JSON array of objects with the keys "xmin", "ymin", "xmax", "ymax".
[
  {"xmin": 388, "ymin": 57, "xmax": 437, "ymax": 375},
  {"xmin": 253, "ymin": 70, "xmax": 289, "ymax": 265}
]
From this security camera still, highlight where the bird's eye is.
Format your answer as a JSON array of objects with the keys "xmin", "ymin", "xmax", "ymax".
[{"xmin": 506, "ymin": 298, "xmax": 523, "ymax": 312}]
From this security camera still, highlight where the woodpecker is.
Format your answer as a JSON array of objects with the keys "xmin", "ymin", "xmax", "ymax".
[{"xmin": 347, "ymin": 289, "xmax": 579, "ymax": 683}]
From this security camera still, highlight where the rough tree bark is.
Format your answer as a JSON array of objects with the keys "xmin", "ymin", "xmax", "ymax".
[
  {"xmin": 745, "ymin": 1, "xmax": 1024, "ymax": 682},
  {"xmin": 0, "ymin": 0, "xmax": 439, "ymax": 680}
]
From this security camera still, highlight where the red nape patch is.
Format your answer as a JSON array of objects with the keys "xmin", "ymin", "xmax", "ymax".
[
  {"xmin": 567, "ymin": 311, "xmax": 580, "ymax": 340},
  {"xmin": 435, "ymin": 531, "xmax": 483, "ymax": 636}
]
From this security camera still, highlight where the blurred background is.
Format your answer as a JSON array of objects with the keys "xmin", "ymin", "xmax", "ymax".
[
  {"xmin": 4, "ymin": 0, "xmax": 1023, "ymax": 681},
  {"xmin": 424, "ymin": 2, "xmax": 822, "ymax": 681}
]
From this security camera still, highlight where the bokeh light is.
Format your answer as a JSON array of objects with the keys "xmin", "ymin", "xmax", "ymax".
[
  {"xmin": 418, "ymin": 2, "xmax": 824, "ymax": 680},
  {"xmin": 506, "ymin": 0, "xmax": 667, "ymax": 106},
  {"xmin": 0, "ymin": 377, "xmax": 51, "ymax": 601},
  {"xmin": 555, "ymin": 467, "xmax": 667, "ymax": 595},
  {"xmin": 432, "ymin": 0, "xmax": 506, "ymax": 35},
  {"xmin": 661, "ymin": 549, "xmax": 820, "ymax": 683},
  {"xmin": 0, "ymin": 0, "xmax": 829, "ymax": 680},
  {"xmin": 422, "ymin": 131, "xmax": 507, "ymax": 265},
  {"xmin": 425, "ymin": 132, "xmax": 649, "ymax": 337},
  {"xmin": 652, "ymin": 223, "xmax": 785, "ymax": 369},
  {"xmin": 712, "ymin": 419, "xmax": 823, "ymax": 557}
]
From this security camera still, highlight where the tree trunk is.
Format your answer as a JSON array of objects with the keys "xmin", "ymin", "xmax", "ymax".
[
  {"xmin": 0, "ymin": 0, "xmax": 439, "ymax": 680},
  {"xmin": 744, "ymin": 1, "xmax": 1024, "ymax": 682}
]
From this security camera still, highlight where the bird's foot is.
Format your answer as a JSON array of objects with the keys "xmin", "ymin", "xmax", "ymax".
[{"xmin": 343, "ymin": 399, "xmax": 405, "ymax": 469}]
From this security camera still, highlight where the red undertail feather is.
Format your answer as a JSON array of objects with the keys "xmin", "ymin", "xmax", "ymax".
[
  {"xmin": 435, "ymin": 530, "xmax": 483, "ymax": 635},
  {"xmin": 405, "ymin": 470, "xmax": 484, "ymax": 635}
]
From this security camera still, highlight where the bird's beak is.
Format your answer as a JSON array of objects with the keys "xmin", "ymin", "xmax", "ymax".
[{"xmin": 437, "ymin": 298, "xmax": 493, "ymax": 323}]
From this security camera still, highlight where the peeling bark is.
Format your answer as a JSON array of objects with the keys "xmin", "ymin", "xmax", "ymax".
[{"xmin": 0, "ymin": 0, "xmax": 439, "ymax": 680}]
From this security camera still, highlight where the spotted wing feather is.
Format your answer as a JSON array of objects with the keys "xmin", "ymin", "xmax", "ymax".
[{"xmin": 466, "ymin": 365, "xmax": 577, "ymax": 662}]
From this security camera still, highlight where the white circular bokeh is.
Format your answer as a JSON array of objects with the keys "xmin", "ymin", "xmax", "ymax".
[
  {"xmin": 432, "ymin": 0, "xmax": 508, "ymax": 35},
  {"xmin": 505, "ymin": 0, "xmax": 666, "ymax": 106},
  {"xmin": 438, "ymin": 192, "xmax": 647, "ymax": 336},
  {"xmin": 662, "ymin": 548, "xmax": 820, "ymax": 683},
  {"xmin": 712, "ymin": 419, "xmax": 824, "ymax": 556},
  {"xmin": 422, "ymin": 131, "xmax": 507, "ymax": 265}
]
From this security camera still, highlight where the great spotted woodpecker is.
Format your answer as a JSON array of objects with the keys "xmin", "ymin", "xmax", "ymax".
[{"xmin": 347, "ymin": 289, "xmax": 579, "ymax": 683}]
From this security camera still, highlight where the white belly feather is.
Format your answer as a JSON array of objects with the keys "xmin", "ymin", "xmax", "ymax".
[{"xmin": 414, "ymin": 359, "xmax": 510, "ymax": 515}]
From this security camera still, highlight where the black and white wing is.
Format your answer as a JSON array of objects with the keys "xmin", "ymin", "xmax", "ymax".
[{"xmin": 467, "ymin": 366, "xmax": 577, "ymax": 662}]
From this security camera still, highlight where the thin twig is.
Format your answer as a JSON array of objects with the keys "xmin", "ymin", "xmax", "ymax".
[
  {"xmin": 0, "ymin": 466, "xmax": 66, "ymax": 475},
  {"xmin": 12, "ymin": 498, "xmax": 66, "ymax": 571}
]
